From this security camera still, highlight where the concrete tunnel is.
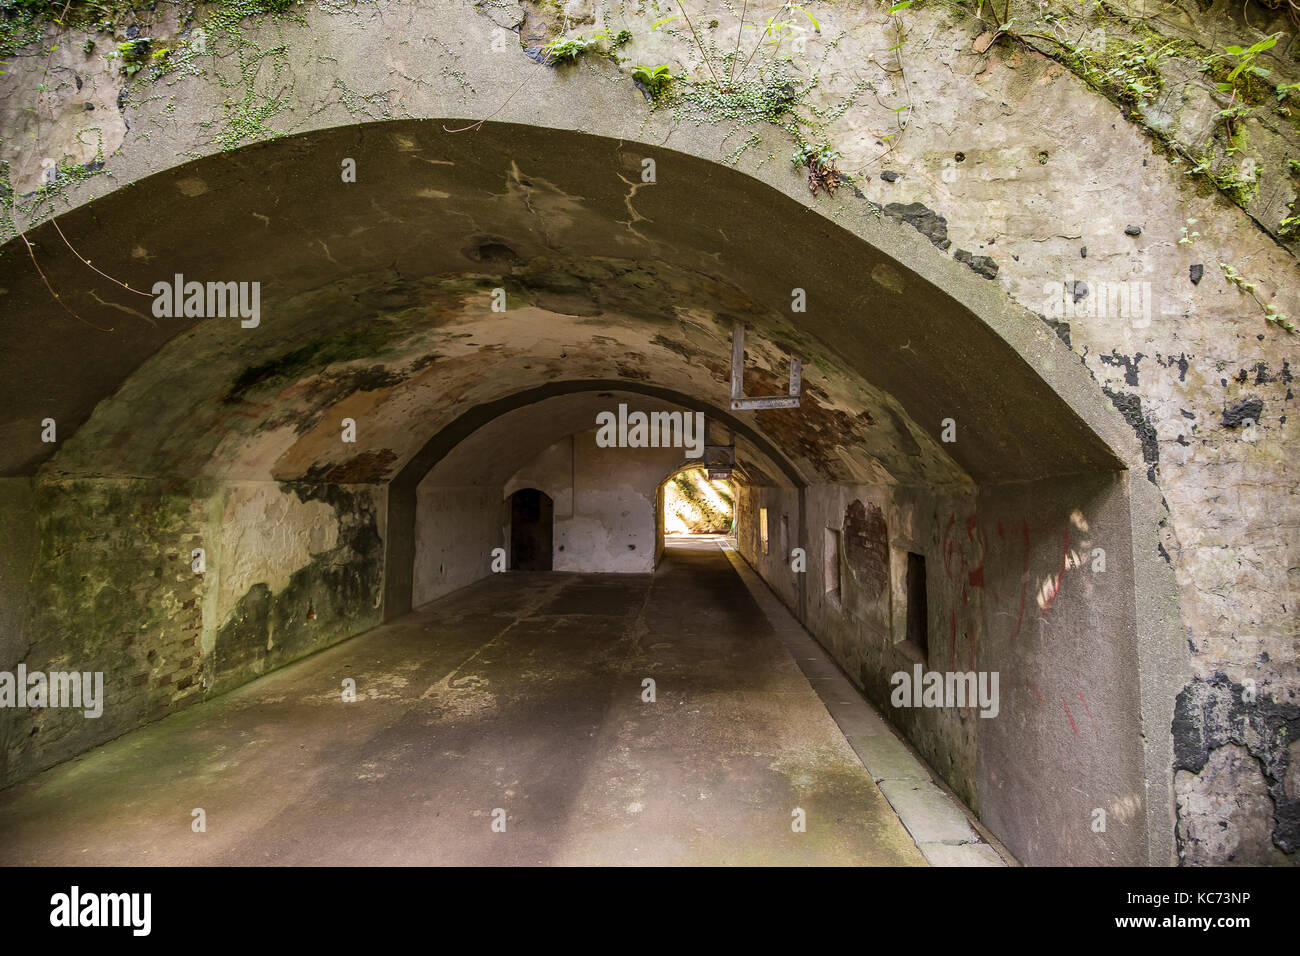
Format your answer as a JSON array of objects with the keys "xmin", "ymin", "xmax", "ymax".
[{"xmin": 0, "ymin": 119, "xmax": 1183, "ymax": 868}]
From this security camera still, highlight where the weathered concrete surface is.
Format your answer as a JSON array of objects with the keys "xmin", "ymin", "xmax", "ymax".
[
  {"xmin": 0, "ymin": 477, "xmax": 385, "ymax": 788},
  {"xmin": 0, "ymin": 547, "xmax": 926, "ymax": 866},
  {"xmin": 720, "ymin": 537, "xmax": 1010, "ymax": 864},
  {"xmin": 506, "ymin": 426, "xmax": 681, "ymax": 573},
  {"xmin": 735, "ymin": 469, "xmax": 1183, "ymax": 866},
  {"xmin": 1, "ymin": 0, "xmax": 1294, "ymax": 865},
  {"xmin": 0, "ymin": 123, "xmax": 1108, "ymax": 488}
]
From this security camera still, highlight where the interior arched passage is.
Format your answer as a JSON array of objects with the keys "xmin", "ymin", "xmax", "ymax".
[
  {"xmin": 0, "ymin": 118, "xmax": 1181, "ymax": 867},
  {"xmin": 653, "ymin": 461, "xmax": 740, "ymax": 564},
  {"xmin": 392, "ymin": 382, "xmax": 806, "ymax": 613}
]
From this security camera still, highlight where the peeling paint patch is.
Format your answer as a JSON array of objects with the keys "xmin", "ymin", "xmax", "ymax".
[
  {"xmin": 1099, "ymin": 350, "xmax": 1144, "ymax": 387},
  {"xmin": 1222, "ymin": 397, "xmax": 1263, "ymax": 428},
  {"xmin": 883, "ymin": 202, "xmax": 951, "ymax": 250},
  {"xmin": 1172, "ymin": 673, "xmax": 1300, "ymax": 859},
  {"xmin": 212, "ymin": 483, "xmax": 384, "ymax": 694},
  {"xmin": 1103, "ymin": 387, "xmax": 1158, "ymax": 469},
  {"xmin": 217, "ymin": 483, "xmax": 340, "ymax": 621}
]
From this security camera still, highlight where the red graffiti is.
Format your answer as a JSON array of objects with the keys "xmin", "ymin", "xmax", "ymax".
[
  {"xmin": 1077, "ymin": 691, "xmax": 1101, "ymax": 740},
  {"xmin": 942, "ymin": 515, "xmax": 958, "ymax": 582},
  {"xmin": 1023, "ymin": 682, "xmax": 1100, "ymax": 742},
  {"xmin": 1063, "ymin": 701, "xmax": 1079, "ymax": 738}
]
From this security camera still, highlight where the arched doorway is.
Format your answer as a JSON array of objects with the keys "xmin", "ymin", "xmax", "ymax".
[
  {"xmin": 654, "ymin": 462, "xmax": 743, "ymax": 567},
  {"xmin": 508, "ymin": 488, "xmax": 553, "ymax": 571}
]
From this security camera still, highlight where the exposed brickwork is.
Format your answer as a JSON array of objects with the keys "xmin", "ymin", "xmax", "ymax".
[
  {"xmin": 1, "ymin": 478, "xmax": 385, "ymax": 789},
  {"xmin": 5, "ymin": 478, "xmax": 209, "ymax": 784},
  {"xmin": 843, "ymin": 500, "xmax": 889, "ymax": 599}
]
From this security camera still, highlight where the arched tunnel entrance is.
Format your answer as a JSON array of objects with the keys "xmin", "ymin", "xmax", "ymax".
[
  {"xmin": 657, "ymin": 465, "xmax": 737, "ymax": 556},
  {"xmin": 0, "ymin": 119, "xmax": 1182, "ymax": 867}
]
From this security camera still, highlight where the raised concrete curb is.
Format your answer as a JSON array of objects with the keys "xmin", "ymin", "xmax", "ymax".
[
  {"xmin": 919, "ymin": 842, "xmax": 1007, "ymax": 867},
  {"xmin": 878, "ymin": 779, "xmax": 980, "ymax": 845},
  {"xmin": 719, "ymin": 539, "xmax": 1013, "ymax": 867}
]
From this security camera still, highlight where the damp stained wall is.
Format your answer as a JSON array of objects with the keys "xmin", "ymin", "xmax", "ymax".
[
  {"xmin": 505, "ymin": 427, "xmax": 685, "ymax": 573},
  {"xmin": 0, "ymin": 476, "xmax": 385, "ymax": 787}
]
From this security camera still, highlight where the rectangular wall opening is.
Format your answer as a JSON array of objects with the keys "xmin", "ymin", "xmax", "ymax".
[
  {"xmin": 760, "ymin": 508, "xmax": 769, "ymax": 555},
  {"xmin": 904, "ymin": 551, "xmax": 928, "ymax": 660}
]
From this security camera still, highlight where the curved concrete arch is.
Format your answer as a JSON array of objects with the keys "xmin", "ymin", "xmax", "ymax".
[
  {"xmin": 0, "ymin": 115, "xmax": 1185, "ymax": 868},
  {"xmin": 653, "ymin": 456, "xmax": 743, "ymax": 492},
  {"xmin": 4, "ymin": 118, "xmax": 1133, "ymax": 484},
  {"xmin": 400, "ymin": 380, "xmax": 810, "ymax": 491}
]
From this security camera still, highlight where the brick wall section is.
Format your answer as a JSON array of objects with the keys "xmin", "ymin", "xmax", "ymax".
[
  {"xmin": 1, "ymin": 478, "xmax": 385, "ymax": 789},
  {"xmin": 843, "ymin": 500, "xmax": 889, "ymax": 599},
  {"xmin": 5, "ymin": 478, "xmax": 209, "ymax": 785}
]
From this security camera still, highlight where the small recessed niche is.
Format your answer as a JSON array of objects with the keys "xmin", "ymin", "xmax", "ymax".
[{"xmin": 824, "ymin": 528, "xmax": 842, "ymax": 607}]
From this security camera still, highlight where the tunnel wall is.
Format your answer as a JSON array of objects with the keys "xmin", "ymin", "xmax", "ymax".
[
  {"xmin": 739, "ymin": 481, "xmax": 982, "ymax": 809},
  {"xmin": 0, "ymin": 477, "xmax": 385, "ymax": 789},
  {"xmin": 413, "ymin": 487, "xmax": 501, "ymax": 607},
  {"xmin": 504, "ymin": 429, "xmax": 683, "ymax": 574},
  {"xmin": 974, "ymin": 472, "xmax": 1152, "ymax": 866},
  {"xmin": 810, "ymin": 482, "xmax": 983, "ymax": 810},
  {"xmin": 207, "ymin": 481, "xmax": 386, "ymax": 696},
  {"xmin": 735, "ymin": 485, "xmax": 804, "ymax": 615},
  {"xmin": 0, "ymin": 480, "xmax": 37, "ymax": 687},
  {"xmin": 737, "ymin": 473, "xmax": 1162, "ymax": 866}
]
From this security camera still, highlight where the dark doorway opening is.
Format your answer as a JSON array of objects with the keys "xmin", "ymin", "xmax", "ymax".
[{"xmin": 509, "ymin": 488, "xmax": 553, "ymax": 571}]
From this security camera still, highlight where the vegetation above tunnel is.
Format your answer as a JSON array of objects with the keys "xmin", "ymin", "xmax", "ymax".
[{"xmin": 5, "ymin": 0, "xmax": 1298, "ymax": 249}]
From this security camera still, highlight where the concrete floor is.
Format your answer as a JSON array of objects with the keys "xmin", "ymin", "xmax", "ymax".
[{"xmin": 0, "ymin": 542, "xmax": 930, "ymax": 865}]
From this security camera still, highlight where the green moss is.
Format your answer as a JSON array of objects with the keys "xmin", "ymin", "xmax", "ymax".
[
  {"xmin": 223, "ymin": 323, "xmax": 402, "ymax": 403},
  {"xmin": 649, "ymin": 59, "xmax": 855, "ymax": 171},
  {"xmin": 669, "ymin": 69, "xmax": 803, "ymax": 125},
  {"xmin": 945, "ymin": 1, "xmax": 1296, "ymax": 238},
  {"xmin": 0, "ymin": 127, "xmax": 106, "ymax": 244},
  {"xmin": 1061, "ymin": 36, "xmax": 1174, "ymax": 106},
  {"xmin": 0, "ymin": 0, "xmax": 120, "ymax": 57}
]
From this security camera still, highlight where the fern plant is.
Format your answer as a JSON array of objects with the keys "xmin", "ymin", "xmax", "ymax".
[
  {"xmin": 542, "ymin": 32, "xmax": 609, "ymax": 65},
  {"xmin": 632, "ymin": 64, "xmax": 673, "ymax": 97}
]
